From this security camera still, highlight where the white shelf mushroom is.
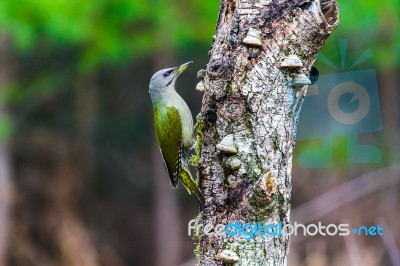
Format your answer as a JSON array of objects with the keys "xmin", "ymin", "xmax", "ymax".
[
  {"xmin": 293, "ymin": 73, "xmax": 311, "ymax": 86},
  {"xmin": 216, "ymin": 134, "xmax": 238, "ymax": 154},
  {"xmin": 280, "ymin": 54, "xmax": 303, "ymax": 68},
  {"xmin": 243, "ymin": 27, "xmax": 262, "ymax": 47},
  {"xmin": 196, "ymin": 80, "xmax": 205, "ymax": 92},
  {"xmin": 226, "ymin": 156, "xmax": 242, "ymax": 170},
  {"xmin": 219, "ymin": 250, "xmax": 240, "ymax": 263}
]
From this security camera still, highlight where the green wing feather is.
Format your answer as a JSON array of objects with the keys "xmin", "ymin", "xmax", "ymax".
[
  {"xmin": 179, "ymin": 167, "xmax": 205, "ymax": 209},
  {"xmin": 154, "ymin": 106, "xmax": 182, "ymax": 188}
]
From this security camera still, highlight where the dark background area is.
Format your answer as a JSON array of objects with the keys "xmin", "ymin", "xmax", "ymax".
[{"xmin": 0, "ymin": 0, "xmax": 398, "ymax": 265}]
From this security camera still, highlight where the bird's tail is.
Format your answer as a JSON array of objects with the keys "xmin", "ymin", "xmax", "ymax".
[{"xmin": 179, "ymin": 167, "xmax": 205, "ymax": 210}]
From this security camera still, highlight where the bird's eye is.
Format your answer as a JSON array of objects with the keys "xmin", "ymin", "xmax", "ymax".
[{"xmin": 163, "ymin": 72, "xmax": 170, "ymax": 77}]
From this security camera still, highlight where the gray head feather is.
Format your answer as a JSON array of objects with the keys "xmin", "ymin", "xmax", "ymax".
[
  {"xmin": 149, "ymin": 62, "xmax": 193, "ymax": 102},
  {"xmin": 149, "ymin": 67, "xmax": 176, "ymax": 92}
]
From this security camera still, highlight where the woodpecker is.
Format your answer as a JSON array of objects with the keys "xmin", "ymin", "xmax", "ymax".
[{"xmin": 149, "ymin": 61, "xmax": 204, "ymax": 209}]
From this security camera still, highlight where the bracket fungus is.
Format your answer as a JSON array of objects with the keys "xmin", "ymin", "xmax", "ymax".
[
  {"xmin": 197, "ymin": 69, "xmax": 206, "ymax": 79},
  {"xmin": 196, "ymin": 80, "xmax": 205, "ymax": 93},
  {"xmin": 219, "ymin": 250, "xmax": 240, "ymax": 264},
  {"xmin": 225, "ymin": 156, "xmax": 242, "ymax": 171},
  {"xmin": 216, "ymin": 134, "xmax": 238, "ymax": 155},
  {"xmin": 280, "ymin": 54, "xmax": 303, "ymax": 68},
  {"xmin": 242, "ymin": 27, "xmax": 262, "ymax": 47},
  {"xmin": 196, "ymin": 69, "xmax": 206, "ymax": 93},
  {"xmin": 292, "ymin": 73, "xmax": 311, "ymax": 86}
]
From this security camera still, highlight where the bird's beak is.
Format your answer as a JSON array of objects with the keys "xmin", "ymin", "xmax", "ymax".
[{"xmin": 174, "ymin": 61, "xmax": 193, "ymax": 75}]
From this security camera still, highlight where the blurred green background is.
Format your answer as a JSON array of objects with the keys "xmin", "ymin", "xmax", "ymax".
[{"xmin": 0, "ymin": 1, "xmax": 398, "ymax": 265}]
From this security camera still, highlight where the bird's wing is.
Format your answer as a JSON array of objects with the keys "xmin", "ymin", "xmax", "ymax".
[{"xmin": 154, "ymin": 106, "xmax": 182, "ymax": 188}]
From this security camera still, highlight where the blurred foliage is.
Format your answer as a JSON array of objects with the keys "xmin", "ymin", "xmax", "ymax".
[
  {"xmin": 0, "ymin": 0, "xmax": 219, "ymax": 147},
  {"xmin": 0, "ymin": 0, "xmax": 397, "ymax": 163},
  {"xmin": 321, "ymin": 0, "xmax": 400, "ymax": 70},
  {"xmin": 0, "ymin": 0, "xmax": 397, "ymax": 75},
  {"xmin": 0, "ymin": 1, "xmax": 398, "ymax": 67},
  {"xmin": 0, "ymin": 0, "xmax": 219, "ymax": 70},
  {"xmin": 0, "ymin": 116, "xmax": 13, "ymax": 140},
  {"xmin": 0, "ymin": 1, "xmax": 398, "ymax": 265}
]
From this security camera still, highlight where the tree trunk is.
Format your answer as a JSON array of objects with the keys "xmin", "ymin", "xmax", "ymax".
[
  {"xmin": 197, "ymin": 0, "xmax": 339, "ymax": 265},
  {"xmin": 75, "ymin": 73, "xmax": 97, "ymax": 179}
]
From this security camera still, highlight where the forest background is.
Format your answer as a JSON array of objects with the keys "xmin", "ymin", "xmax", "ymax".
[{"xmin": 0, "ymin": 1, "xmax": 398, "ymax": 265}]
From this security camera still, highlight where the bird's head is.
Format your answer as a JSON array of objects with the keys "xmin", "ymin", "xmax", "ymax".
[{"xmin": 149, "ymin": 61, "xmax": 192, "ymax": 94}]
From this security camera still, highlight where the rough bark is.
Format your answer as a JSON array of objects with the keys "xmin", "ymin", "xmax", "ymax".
[{"xmin": 197, "ymin": 0, "xmax": 339, "ymax": 265}]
